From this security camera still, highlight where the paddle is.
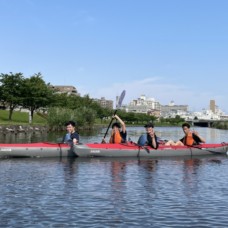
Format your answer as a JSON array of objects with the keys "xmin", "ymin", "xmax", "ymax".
[
  {"xmin": 137, "ymin": 145, "xmax": 150, "ymax": 157},
  {"xmin": 102, "ymin": 90, "xmax": 126, "ymax": 143}
]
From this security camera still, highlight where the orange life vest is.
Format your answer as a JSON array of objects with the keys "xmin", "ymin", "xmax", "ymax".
[
  {"xmin": 183, "ymin": 132, "xmax": 195, "ymax": 146},
  {"xmin": 109, "ymin": 131, "xmax": 122, "ymax": 144}
]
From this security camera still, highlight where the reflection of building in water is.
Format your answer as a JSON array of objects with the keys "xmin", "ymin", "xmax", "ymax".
[{"xmin": 209, "ymin": 128, "xmax": 218, "ymax": 143}]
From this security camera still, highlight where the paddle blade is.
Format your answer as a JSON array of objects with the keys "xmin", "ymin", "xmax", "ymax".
[{"xmin": 117, "ymin": 90, "xmax": 126, "ymax": 108}]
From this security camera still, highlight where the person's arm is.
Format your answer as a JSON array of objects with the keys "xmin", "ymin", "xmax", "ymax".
[
  {"xmin": 193, "ymin": 131, "xmax": 206, "ymax": 143},
  {"xmin": 109, "ymin": 130, "xmax": 115, "ymax": 143},
  {"xmin": 120, "ymin": 131, "xmax": 127, "ymax": 143},
  {"xmin": 148, "ymin": 133, "xmax": 158, "ymax": 149},
  {"xmin": 71, "ymin": 132, "xmax": 79, "ymax": 144},
  {"xmin": 114, "ymin": 114, "xmax": 126, "ymax": 133},
  {"xmin": 152, "ymin": 135, "xmax": 159, "ymax": 149}
]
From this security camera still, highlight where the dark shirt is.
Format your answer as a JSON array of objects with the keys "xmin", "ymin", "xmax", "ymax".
[
  {"xmin": 147, "ymin": 134, "xmax": 159, "ymax": 149},
  {"xmin": 71, "ymin": 132, "xmax": 80, "ymax": 142},
  {"xmin": 120, "ymin": 131, "xmax": 127, "ymax": 143}
]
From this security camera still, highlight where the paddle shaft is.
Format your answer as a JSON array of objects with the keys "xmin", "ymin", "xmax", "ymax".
[
  {"xmin": 103, "ymin": 109, "xmax": 117, "ymax": 140},
  {"xmin": 102, "ymin": 90, "xmax": 126, "ymax": 142},
  {"xmin": 131, "ymin": 141, "xmax": 150, "ymax": 155}
]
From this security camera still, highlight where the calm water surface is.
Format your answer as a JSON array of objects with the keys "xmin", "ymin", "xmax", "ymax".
[{"xmin": 0, "ymin": 127, "xmax": 228, "ymax": 227}]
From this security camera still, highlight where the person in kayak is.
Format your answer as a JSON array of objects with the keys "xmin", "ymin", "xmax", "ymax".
[
  {"xmin": 62, "ymin": 120, "xmax": 79, "ymax": 145},
  {"xmin": 165, "ymin": 122, "xmax": 205, "ymax": 146},
  {"xmin": 109, "ymin": 114, "xmax": 127, "ymax": 144},
  {"xmin": 180, "ymin": 122, "xmax": 206, "ymax": 145},
  {"xmin": 137, "ymin": 122, "xmax": 159, "ymax": 149}
]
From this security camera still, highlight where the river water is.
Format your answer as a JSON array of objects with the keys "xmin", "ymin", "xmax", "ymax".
[{"xmin": 1, "ymin": 126, "xmax": 228, "ymax": 227}]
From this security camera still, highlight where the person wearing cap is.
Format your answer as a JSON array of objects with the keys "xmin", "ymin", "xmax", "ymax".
[
  {"xmin": 109, "ymin": 114, "xmax": 127, "ymax": 144},
  {"xmin": 62, "ymin": 120, "xmax": 79, "ymax": 145},
  {"xmin": 137, "ymin": 123, "xmax": 159, "ymax": 149}
]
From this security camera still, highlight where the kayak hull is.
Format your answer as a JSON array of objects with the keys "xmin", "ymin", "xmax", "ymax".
[
  {"xmin": 0, "ymin": 143, "xmax": 74, "ymax": 158},
  {"xmin": 0, "ymin": 142, "xmax": 227, "ymax": 158},
  {"xmin": 73, "ymin": 143, "xmax": 228, "ymax": 158}
]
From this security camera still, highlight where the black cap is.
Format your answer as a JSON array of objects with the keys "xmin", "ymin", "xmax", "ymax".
[{"xmin": 144, "ymin": 123, "xmax": 154, "ymax": 128}]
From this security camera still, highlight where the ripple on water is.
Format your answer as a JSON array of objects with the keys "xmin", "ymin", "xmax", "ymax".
[{"xmin": 1, "ymin": 155, "xmax": 228, "ymax": 227}]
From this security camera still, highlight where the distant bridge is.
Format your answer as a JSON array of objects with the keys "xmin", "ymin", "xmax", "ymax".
[{"xmin": 186, "ymin": 119, "xmax": 220, "ymax": 127}]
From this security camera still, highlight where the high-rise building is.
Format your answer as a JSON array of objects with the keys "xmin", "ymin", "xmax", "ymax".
[{"xmin": 210, "ymin": 100, "xmax": 216, "ymax": 113}]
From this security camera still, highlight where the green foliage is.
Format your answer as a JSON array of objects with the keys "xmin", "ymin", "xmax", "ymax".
[
  {"xmin": 22, "ymin": 73, "xmax": 54, "ymax": 123},
  {"xmin": 118, "ymin": 110, "xmax": 157, "ymax": 125},
  {"xmin": 0, "ymin": 72, "xmax": 25, "ymax": 120},
  {"xmin": 75, "ymin": 106, "xmax": 97, "ymax": 128},
  {"xmin": 47, "ymin": 107, "xmax": 76, "ymax": 130},
  {"xmin": 1, "ymin": 71, "xmax": 183, "ymax": 129},
  {"xmin": 0, "ymin": 72, "xmax": 53, "ymax": 123},
  {"xmin": 212, "ymin": 121, "xmax": 228, "ymax": 129},
  {"xmin": 47, "ymin": 106, "xmax": 97, "ymax": 130},
  {"xmin": 159, "ymin": 115, "xmax": 185, "ymax": 126}
]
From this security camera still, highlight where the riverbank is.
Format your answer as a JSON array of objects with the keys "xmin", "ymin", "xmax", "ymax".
[
  {"xmin": 212, "ymin": 121, "xmax": 228, "ymax": 130},
  {"xmin": 0, "ymin": 125, "xmax": 48, "ymax": 134},
  {"xmin": 1, "ymin": 109, "xmax": 228, "ymax": 133}
]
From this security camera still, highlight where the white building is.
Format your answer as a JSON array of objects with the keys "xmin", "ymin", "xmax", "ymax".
[{"xmin": 126, "ymin": 95, "xmax": 161, "ymax": 114}]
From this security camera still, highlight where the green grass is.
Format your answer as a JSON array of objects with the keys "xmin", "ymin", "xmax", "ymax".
[
  {"xmin": 0, "ymin": 110, "xmax": 183, "ymax": 127},
  {"xmin": 0, "ymin": 110, "xmax": 47, "ymax": 125}
]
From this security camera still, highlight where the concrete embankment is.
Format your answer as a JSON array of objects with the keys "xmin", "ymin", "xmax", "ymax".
[{"xmin": 0, "ymin": 125, "xmax": 49, "ymax": 134}]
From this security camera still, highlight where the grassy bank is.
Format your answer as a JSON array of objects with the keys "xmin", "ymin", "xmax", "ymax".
[
  {"xmin": 0, "ymin": 110, "xmax": 47, "ymax": 125},
  {"xmin": 0, "ymin": 110, "xmax": 183, "ymax": 127}
]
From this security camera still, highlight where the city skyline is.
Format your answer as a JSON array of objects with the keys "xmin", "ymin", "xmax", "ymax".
[{"xmin": 0, "ymin": 0, "xmax": 227, "ymax": 112}]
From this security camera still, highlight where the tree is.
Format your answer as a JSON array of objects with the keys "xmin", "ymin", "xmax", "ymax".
[
  {"xmin": 0, "ymin": 72, "xmax": 24, "ymax": 120},
  {"xmin": 75, "ymin": 106, "xmax": 97, "ymax": 128},
  {"xmin": 22, "ymin": 73, "xmax": 54, "ymax": 123},
  {"xmin": 47, "ymin": 107, "xmax": 76, "ymax": 130}
]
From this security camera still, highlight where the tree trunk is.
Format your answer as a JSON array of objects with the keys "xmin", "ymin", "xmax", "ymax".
[
  {"xmin": 9, "ymin": 108, "xmax": 13, "ymax": 120},
  {"xmin": 29, "ymin": 109, "xmax": 34, "ymax": 124},
  {"xmin": 29, "ymin": 111, "xmax": 32, "ymax": 124}
]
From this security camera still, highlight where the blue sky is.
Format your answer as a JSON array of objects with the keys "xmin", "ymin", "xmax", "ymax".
[{"xmin": 0, "ymin": 0, "xmax": 228, "ymax": 112}]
